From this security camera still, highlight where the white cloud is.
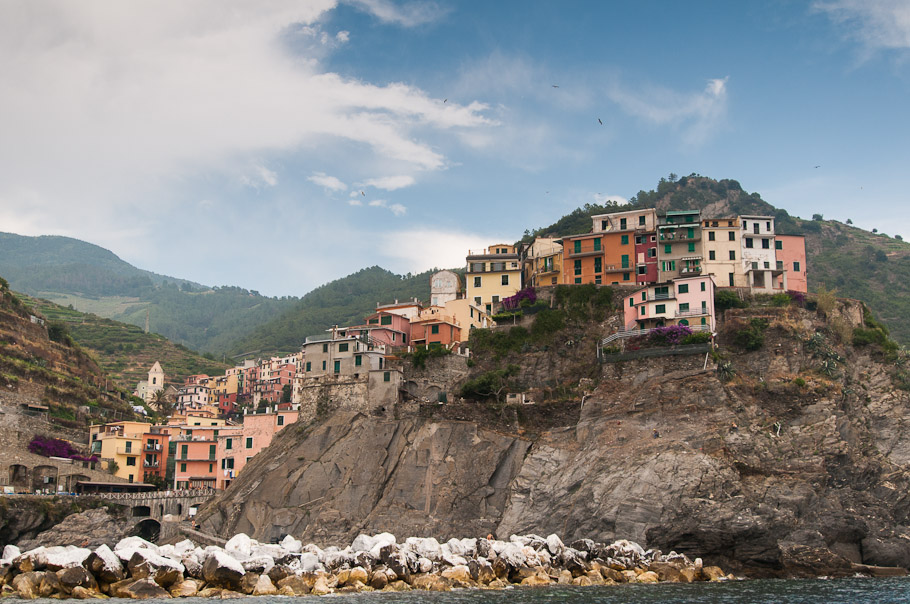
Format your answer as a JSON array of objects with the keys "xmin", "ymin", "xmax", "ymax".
[
  {"xmin": 606, "ymin": 76, "xmax": 729, "ymax": 146},
  {"xmin": 241, "ymin": 164, "xmax": 278, "ymax": 189},
  {"xmin": 361, "ymin": 175, "xmax": 416, "ymax": 190},
  {"xmin": 593, "ymin": 193, "xmax": 628, "ymax": 205},
  {"xmin": 367, "ymin": 199, "xmax": 407, "ymax": 216},
  {"xmin": 348, "ymin": 199, "xmax": 363, "ymax": 206},
  {"xmin": 336, "ymin": 30, "xmax": 350, "ymax": 43},
  {"xmin": 308, "ymin": 172, "xmax": 348, "ymax": 191},
  {"xmin": 345, "ymin": 0, "xmax": 448, "ymax": 27},
  {"xmin": 378, "ymin": 228, "xmax": 513, "ymax": 273},
  {"xmin": 0, "ymin": 1, "xmax": 491, "ymax": 250},
  {"xmin": 814, "ymin": 0, "xmax": 910, "ymax": 51}
]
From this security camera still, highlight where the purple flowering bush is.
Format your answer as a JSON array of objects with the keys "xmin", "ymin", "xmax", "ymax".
[
  {"xmin": 502, "ymin": 287, "xmax": 537, "ymax": 311},
  {"xmin": 28, "ymin": 435, "xmax": 98, "ymax": 462},
  {"xmin": 786, "ymin": 290, "xmax": 807, "ymax": 307},
  {"xmin": 646, "ymin": 325, "xmax": 693, "ymax": 346}
]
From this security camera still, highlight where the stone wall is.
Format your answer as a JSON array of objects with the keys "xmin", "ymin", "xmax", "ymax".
[{"xmin": 296, "ymin": 370, "xmax": 402, "ymax": 423}]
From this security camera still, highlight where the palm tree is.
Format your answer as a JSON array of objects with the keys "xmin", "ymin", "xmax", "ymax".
[{"xmin": 152, "ymin": 388, "xmax": 174, "ymax": 417}]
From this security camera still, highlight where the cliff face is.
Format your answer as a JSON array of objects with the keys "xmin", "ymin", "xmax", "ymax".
[{"xmin": 198, "ymin": 301, "xmax": 910, "ymax": 577}]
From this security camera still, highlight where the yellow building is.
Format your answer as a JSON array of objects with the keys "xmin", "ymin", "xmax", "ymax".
[
  {"xmin": 700, "ymin": 217, "xmax": 748, "ymax": 288},
  {"xmin": 466, "ymin": 244, "xmax": 522, "ymax": 314},
  {"xmin": 519, "ymin": 237, "xmax": 563, "ymax": 288},
  {"xmin": 89, "ymin": 421, "xmax": 152, "ymax": 483}
]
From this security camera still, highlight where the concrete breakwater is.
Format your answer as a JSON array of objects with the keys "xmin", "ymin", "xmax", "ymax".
[{"xmin": 0, "ymin": 532, "xmax": 732, "ymax": 599}]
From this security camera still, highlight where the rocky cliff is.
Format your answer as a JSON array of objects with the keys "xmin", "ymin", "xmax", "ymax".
[{"xmin": 198, "ymin": 298, "xmax": 910, "ymax": 577}]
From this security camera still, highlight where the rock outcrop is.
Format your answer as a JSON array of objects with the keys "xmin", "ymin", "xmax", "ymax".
[{"xmin": 198, "ymin": 304, "xmax": 910, "ymax": 577}]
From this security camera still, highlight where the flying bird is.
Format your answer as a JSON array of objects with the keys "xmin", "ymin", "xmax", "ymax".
[
  {"xmin": 598, "ymin": 118, "xmax": 603, "ymax": 125},
  {"xmin": 443, "ymin": 99, "xmax": 447, "ymax": 103},
  {"xmin": 361, "ymin": 191, "xmax": 365, "ymax": 196},
  {"xmin": 551, "ymin": 84, "xmax": 559, "ymax": 88},
  {"xmin": 814, "ymin": 165, "xmax": 820, "ymax": 169}
]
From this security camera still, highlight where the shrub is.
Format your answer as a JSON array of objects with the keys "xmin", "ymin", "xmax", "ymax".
[
  {"xmin": 716, "ymin": 290, "xmax": 747, "ymax": 310},
  {"xmin": 814, "ymin": 285, "xmax": 837, "ymax": 316},
  {"xmin": 786, "ymin": 290, "xmax": 807, "ymax": 307},
  {"xmin": 28, "ymin": 435, "xmax": 97, "ymax": 462},
  {"xmin": 502, "ymin": 287, "xmax": 536, "ymax": 311},
  {"xmin": 459, "ymin": 365, "xmax": 519, "ymax": 401},
  {"xmin": 530, "ymin": 309, "xmax": 565, "ymax": 340},
  {"xmin": 771, "ymin": 293, "xmax": 792, "ymax": 307},
  {"xmin": 681, "ymin": 332, "xmax": 712, "ymax": 345},
  {"xmin": 793, "ymin": 377, "xmax": 807, "ymax": 388},
  {"xmin": 646, "ymin": 325, "xmax": 693, "ymax": 346},
  {"xmin": 492, "ymin": 310, "xmax": 523, "ymax": 322},
  {"xmin": 733, "ymin": 318, "xmax": 768, "ymax": 351}
]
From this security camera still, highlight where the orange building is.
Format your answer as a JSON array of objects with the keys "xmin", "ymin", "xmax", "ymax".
[
  {"xmin": 601, "ymin": 231, "xmax": 636, "ymax": 285},
  {"xmin": 561, "ymin": 233, "xmax": 605, "ymax": 284},
  {"xmin": 775, "ymin": 234, "xmax": 808, "ymax": 293},
  {"xmin": 140, "ymin": 429, "xmax": 169, "ymax": 485},
  {"xmin": 172, "ymin": 425, "xmax": 241, "ymax": 489}
]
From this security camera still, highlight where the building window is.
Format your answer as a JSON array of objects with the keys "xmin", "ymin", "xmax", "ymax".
[
  {"xmin": 729, "ymin": 273, "xmax": 735, "ymax": 286},
  {"xmin": 474, "ymin": 296, "xmax": 482, "ymax": 305},
  {"xmin": 501, "ymin": 274, "xmax": 509, "ymax": 286},
  {"xmin": 728, "ymin": 231, "xmax": 736, "ymax": 241},
  {"xmin": 574, "ymin": 260, "xmax": 581, "ymax": 275},
  {"xmin": 655, "ymin": 304, "xmax": 666, "ymax": 314},
  {"xmin": 383, "ymin": 371, "xmax": 391, "ymax": 382},
  {"xmin": 180, "ymin": 463, "xmax": 186, "ymax": 472},
  {"xmin": 637, "ymin": 266, "xmax": 646, "ymax": 275},
  {"xmin": 648, "ymin": 248, "xmax": 656, "ymax": 258},
  {"xmin": 246, "ymin": 437, "xmax": 253, "ymax": 449},
  {"xmin": 775, "ymin": 240, "xmax": 783, "ymax": 250},
  {"xmin": 678, "ymin": 284, "xmax": 689, "ymax": 293},
  {"xmin": 629, "ymin": 298, "xmax": 634, "ymax": 307},
  {"xmin": 355, "ymin": 355, "xmax": 362, "ymax": 367},
  {"xmin": 322, "ymin": 360, "xmax": 326, "ymax": 371},
  {"xmin": 574, "ymin": 240, "xmax": 581, "ymax": 254},
  {"xmin": 729, "ymin": 250, "xmax": 736, "ymax": 260},
  {"xmin": 639, "ymin": 306, "xmax": 644, "ymax": 315},
  {"xmin": 492, "ymin": 295, "xmax": 499, "ymax": 303},
  {"xmin": 621, "ymin": 254, "xmax": 629, "ymax": 268},
  {"xmin": 181, "ymin": 444, "xmax": 188, "ymax": 459},
  {"xmin": 688, "ymin": 242, "xmax": 695, "ymax": 253},
  {"xmin": 126, "ymin": 456, "xmax": 136, "ymax": 466},
  {"xmin": 226, "ymin": 438, "xmax": 232, "ymax": 450},
  {"xmin": 209, "ymin": 444, "xmax": 216, "ymax": 458},
  {"xmin": 745, "ymin": 238, "xmax": 754, "ymax": 248},
  {"xmin": 622, "ymin": 272, "xmax": 630, "ymax": 281},
  {"xmin": 338, "ymin": 343, "xmax": 349, "ymax": 352},
  {"xmin": 701, "ymin": 282, "xmax": 706, "ymax": 292},
  {"xmin": 709, "ymin": 250, "xmax": 716, "ymax": 260},
  {"xmin": 593, "ymin": 238, "xmax": 601, "ymax": 251},
  {"xmin": 621, "ymin": 234, "xmax": 629, "ymax": 245},
  {"xmin": 620, "ymin": 218, "xmax": 627, "ymax": 230},
  {"xmin": 639, "ymin": 215, "xmax": 646, "ymax": 226},
  {"xmin": 664, "ymin": 244, "xmax": 672, "ymax": 254},
  {"xmin": 708, "ymin": 231, "xmax": 715, "ymax": 241},
  {"xmin": 473, "ymin": 276, "xmax": 481, "ymax": 288},
  {"xmin": 431, "ymin": 325, "xmax": 440, "ymax": 334},
  {"xmin": 574, "ymin": 278, "xmax": 581, "ymax": 284},
  {"xmin": 766, "ymin": 221, "xmax": 771, "ymax": 231},
  {"xmin": 793, "ymin": 261, "xmax": 801, "ymax": 272},
  {"xmin": 601, "ymin": 220, "xmax": 607, "ymax": 230},
  {"xmin": 334, "ymin": 360, "xmax": 340, "ymax": 374},
  {"xmin": 762, "ymin": 239, "xmax": 770, "ymax": 249},
  {"xmin": 679, "ymin": 303, "xmax": 690, "ymax": 312},
  {"xmin": 278, "ymin": 415, "xmax": 284, "ymax": 426},
  {"xmin": 687, "ymin": 228, "xmax": 695, "ymax": 239},
  {"xmin": 209, "ymin": 463, "xmax": 213, "ymax": 473},
  {"xmin": 594, "ymin": 257, "xmax": 602, "ymax": 273},
  {"xmin": 322, "ymin": 343, "xmax": 328, "ymax": 353}
]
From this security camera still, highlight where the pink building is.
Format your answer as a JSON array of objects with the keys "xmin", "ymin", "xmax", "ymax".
[
  {"xmin": 623, "ymin": 275, "xmax": 717, "ymax": 331},
  {"xmin": 775, "ymin": 235, "xmax": 807, "ymax": 293},
  {"xmin": 173, "ymin": 425, "xmax": 241, "ymax": 490},
  {"xmin": 216, "ymin": 408, "xmax": 299, "ymax": 490},
  {"xmin": 356, "ymin": 310, "xmax": 412, "ymax": 348}
]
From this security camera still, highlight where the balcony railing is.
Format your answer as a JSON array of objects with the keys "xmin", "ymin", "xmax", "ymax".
[
  {"xmin": 143, "ymin": 460, "xmax": 160, "ymax": 468},
  {"xmin": 680, "ymin": 266, "xmax": 702, "ymax": 276},
  {"xmin": 639, "ymin": 293, "xmax": 674, "ymax": 302},
  {"xmin": 676, "ymin": 308, "xmax": 709, "ymax": 318},
  {"xmin": 603, "ymin": 264, "xmax": 631, "ymax": 272},
  {"xmin": 144, "ymin": 443, "xmax": 162, "ymax": 451},
  {"xmin": 115, "ymin": 447, "xmax": 137, "ymax": 455}
]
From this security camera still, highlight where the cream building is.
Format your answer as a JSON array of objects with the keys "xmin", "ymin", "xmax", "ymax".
[
  {"xmin": 700, "ymin": 217, "xmax": 748, "ymax": 288},
  {"xmin": 466, "ymin": 244, "xmax": 522, "ymax": 313}
]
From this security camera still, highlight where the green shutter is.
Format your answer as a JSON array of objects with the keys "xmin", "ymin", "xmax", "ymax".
[
  {"xmin": 664, "ymin": 244, "xmax": 671, "ymax": 254},
  {"xmin": 621, "ymin": 234, "xmax": 629, "ymax": 245}
]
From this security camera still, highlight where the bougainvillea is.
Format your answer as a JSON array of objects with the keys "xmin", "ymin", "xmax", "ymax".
[
  {"xmin": 786, "ymin": 290, "xmax": 807, "ymax": 307},
  {"xmin": 28, "ymin": 435, "xmax": 98, "ymax": 462},
  {"xmin": 646, "ymin": 324, "xmax": 693, "ymax": 346},
  {"xmin": 502, "ymin": 287, "xmax": 537, "ymax": 311}
]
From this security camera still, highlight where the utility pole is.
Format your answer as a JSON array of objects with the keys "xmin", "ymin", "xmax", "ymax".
[{"xmin": 145, "ymin": 308, "xmax": 150, "ymax": 334}]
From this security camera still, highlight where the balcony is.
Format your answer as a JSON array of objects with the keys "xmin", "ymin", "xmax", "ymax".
[
  {"xmin": 659, "ymin": 231, "xmax": 701, "ymax": 242},
  {"xmin": 676, "ymin": 308, "xmax": 709, "ymax": 318},
  {"xmin": 680, "ymin": 266, "xmax": 702, "ymax": 276},
  {"xmin": 144, "ymin": 443, "xmax": 162, "ymax": 451},
  {"xmin": 637, "ymin": 293, "xmax": 675, "ymax": 303},
  {"xmin": 603, "ymin": 264, "xmax": 632, "ymax": 273},
  {"xmin": 115, "ymin": 447, "xmax": 138, "ymax": 455},
  {"xmin": 143, "ymin": 460, "xmax": 160, "ymax": 468}
]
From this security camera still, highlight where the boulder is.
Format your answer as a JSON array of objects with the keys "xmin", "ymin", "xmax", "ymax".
[
  {"xmin": 71, "ymin": 585, "xmax": 103, "ymax": 599},
  {"xmin": 239, "ymin": 573, "xmax": 260, "ymax": 595},
  {"xmin": 557, "ymin": 569, "xmax": 573, "ymax": 584},
  {"xmin": 14, "ymin": 548, "xmax": 47, "ymax": 572},
  {"xmin": 311, "ymin": 574, "xmax": 332, "ymax": 596},
  {"xmin": 469, "ymin": 559, "xmax": 495, "ymax": 584},
  {"xmin": 384, "ymin": 580, "xmax": 410, "ymax": 591},
  {"xmin": 546, "ymin": 534, "xmax": 565, "ymax": 556},
  {"xmin": 202, "ymin": 550, "xmax": 245, "ymax": 590},
  {"xmin": 108, "ymin": 578, "xmax": 141, "ymax": 598},
  {"xmin": 520, "ymin": 572, "xmax": 551, "ymax": 586},
  {"xmin": 276, "ymin": 575, "xmax": 311, "ymax": 595},
  {"xmin": 45, "ymin": 546, "xmax": 91, "ymax": 571},
  {"xmin": 12, "ymin": 571, "xmax": 44, "ymax": 599},
  {"xmin": 636, "ymin": 571, "xmax": 659, "ymax": 583},
  {"xmin": 127, "ymin": 550, "xmax": 185, "ymax": 587},
  {"xmin": 279, "ymin": 535, "xmax": 302, "ymax": 553},
  {"xmin": 224, "ymin": 534, "xmax": 253, "ymax": 558},
  {"xmin": 702, "ymin": 566, "xmax": 726, "ymax": 581},
  {"xmin": 57, "ymin": 566, "xmax": 98, "ymax": 594},
  {"xmin": 39, "ymin": 571, "xmax": 62, "ymax": 597},
  {"xmin": 678, "ymin": 567, "xmax": 698, "ymax": 583},
  {"xmin": 121, "ymin": 578, "xmax": 172, "ymax": 599},
  {"xmin": 1, "ymin": 546, "xmax": 21, "ymax": 563},
  {"xmin": 169, "ymin": 579, "xmax": 201, "ymax": 597},
  {"xmin": 440, "ymin": 565, "xmax": 472, "ymax": 583},
  {"xmin": 84, "ymin": 545, "xmax": 125, "ymax": 584},
  {"xmin": 252, "ymin": 574, "xmax": 278, "ymax": 596}
]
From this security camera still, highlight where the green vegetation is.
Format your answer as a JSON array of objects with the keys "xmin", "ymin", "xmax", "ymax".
[
  {"xmin": 733, "ymin": 318, "xmax": 769, "ymax": 351},
  {"xmin": 407, "ymin": 345, "xmax": 452, "ymax": 369},
  {"xmin": 715, "ymin": 290, "xmax": 748, "ymax": 311},
  {"xmin": 459, "ymin": 364, "xmax": 520, "ymax": 402}
]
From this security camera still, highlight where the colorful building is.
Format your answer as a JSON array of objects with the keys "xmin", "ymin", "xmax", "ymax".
[
  {"xmin": 358, "ymin": 310, "xmax": 412, "ymax": 348},
  {"xmin": 216, "ymin": 406, "xmax": 300, "ymax": 490},
  {"xmin": 657, "ymin": 210, "xmax": 703, "ymax": 282},
  {"xmin": 89, "ymin": 421, "xmax": 169, "ymax": 485},
  {"xmin": 519, "ymin": 237, "xmax": 563, "ymax": 288},
  {"xmin": 775, "ymin": 234, "xmax": 808, "ymax": 293},
  {"xmin": 172, "ymin": 424, "xmax": 241, "ymax": 490},
  {"xmin": 140, "ymin": 428, "xmax": 170, "ymax": 485},
  {"xmin": 466, "ymin": 244, "xmax": 522, "ymax": 313},
  {"xmin": 560, "ymin": 232, "xmax": 607, "ymax": 285},
  {"xmin": 623, "ymin": 275, "xmax": 717, "ymax": 331},
  {"xmin": 701, "ymin": 217, "xmax": 747, "ymax": 288},
  {"xmin": 740, "ymin": 215, "xmax": 786, "ymax": 292},
  {"xmin": 430, "ymin": 270, "xmax": 461, "ymax": 307}
]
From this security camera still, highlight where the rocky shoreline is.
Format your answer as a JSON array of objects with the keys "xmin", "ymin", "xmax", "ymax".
[{"xmin": 0, "ymin": 532, "xmax": 733, "ymax": 598}]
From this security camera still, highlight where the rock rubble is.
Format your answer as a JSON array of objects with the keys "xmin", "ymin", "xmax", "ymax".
[{"xmin": 0, "ymin": 532, "xmax": 732, "ymax": 598}]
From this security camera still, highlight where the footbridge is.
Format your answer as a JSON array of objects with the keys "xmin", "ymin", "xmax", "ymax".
[{"xmin": 90, "ymin": 488, "xmax": 217, "ymax": 521}]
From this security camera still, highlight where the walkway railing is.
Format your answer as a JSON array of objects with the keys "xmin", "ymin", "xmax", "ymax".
[
  {"xmin": 597, "ymin": 324, "xmax": 711, "ymax": 357},
  {"xmin": 88, "ymin": 488, "xmax": 216, "ymax": 500}
]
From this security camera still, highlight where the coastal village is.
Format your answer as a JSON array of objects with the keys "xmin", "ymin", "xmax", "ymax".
[{"xmin": 86, "ymin": 207, "xmax": 808, "ymax": 493}]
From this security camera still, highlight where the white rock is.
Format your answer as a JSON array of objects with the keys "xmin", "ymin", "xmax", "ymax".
[
  {"xmin": 280, "ymin": 535, "xmax": 302, "ymax": 553},
  {"xmin": 351, "ymin": 534, "xmax": 375, "ymax": 553},
  {"xmin": 250, "ymin": 544, "xmax": 285, "ymax": 560},
  {"xmin": 373, "ymin": 533, "xmax": 396, "ymax": 548},
  {"xmin": 446, "ymin": 538, "xmax": 466, "ymax": 557},
  {"xmin": 546, "ymin": 534, "xmax": 564, "ymax": 555},
  {"xmin": 173, "ymin": 540, "xmax": 196, "ymax": 556},
  {"xmin": 241, "ymin": 555, "xmax": 275, "ymax": 574},
  {"xmin": 458, "ymin": 538, "xmax": 477, "ymax": 558},
  {"xmin": 46, "ymin": 546, "xmax": 91, "ymax": 569},
  {"xmin": 2, "ymin": 545, "xmax": 20, "ymax": 563},
  {"xmin": 299, "ymin": 553, "xmax": 321, "ymax": 573},
  {"xmin": 498, "ymin": 543, "xmax": 527, "ymax": 568},
  {"xmin": 406, "ymin": 538, "xmax": 441, "ymax": 561},
  {"xmin": 205, "ymin": 549, "xmax": 245, "ymax": 575},
  {"xmin": 181, "ymin": 552, "xmax": 203, "ymax": 578},
  {"xmin": 302, "ymin": 543, "xmax": 324, "ymax": 561},
  {"xmin": 490, "ymin": 540, "xmax": 508, "ymax": 556},
  {"xmin": 416, "ymin": 557, "xmax": 433, "ymax": 573},
  {"xmin": 115, "ymin": 537, "xmax": 159, "ymax": 554},
  {"xmin": 224, "ymin": 534, "xmax": 253, "ymax": 557},
  {"xmin": 157, "ymin": 545, "xmax": 177, "ymax": 559},
  {"xmin": 93, "ymin": 545, "xmax": 123, "ymax": 574}
]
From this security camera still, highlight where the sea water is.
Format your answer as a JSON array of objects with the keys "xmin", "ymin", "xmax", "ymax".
[{"xmin": 31, "ymin": 577, "xmax": 910, "ymax": 603}]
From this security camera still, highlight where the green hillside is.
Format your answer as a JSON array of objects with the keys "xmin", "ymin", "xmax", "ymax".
[
  {"xmin": 525, "ymin": 174, "xmax": 910, "ymax": 344},
  {"xmin": 0, "ymin": 232, "xmax": 298, "ymax": 354},
  {"xmin": 227, "ymin": 266, "xmax": 438, "ymax": 357},
  {"xmin": 22, "ymin": 296, "xmax": 230, "ymax": 391}
]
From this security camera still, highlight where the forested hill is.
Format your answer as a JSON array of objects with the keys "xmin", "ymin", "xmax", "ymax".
[
  {"xmin": 226, "ymin": 266, "xmax": 438, "ymax": 357},
  {"xmin": 0, "ymin": 232, "xmax": 299, "ymax": 354},
  {"xmin": 523, "ymin": 175, "xmax": 910, "ymax": 344}
]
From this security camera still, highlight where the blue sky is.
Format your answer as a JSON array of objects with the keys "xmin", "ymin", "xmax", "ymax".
[{"xmin": 1, "ymin": 1, "xmax": 908, "ymax": 297}]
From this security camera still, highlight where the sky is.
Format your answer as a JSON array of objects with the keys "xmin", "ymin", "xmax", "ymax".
[{"xmin": 1, "ymin": 1, "xmax": 909, "ymax": 297}]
